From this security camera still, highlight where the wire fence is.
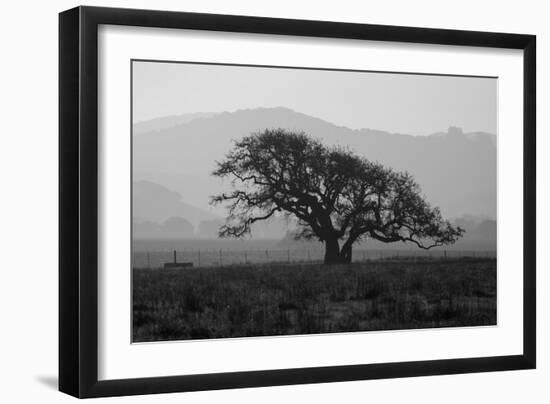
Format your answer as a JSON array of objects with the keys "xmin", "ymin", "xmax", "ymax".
[{"xmin": 132, "ymin": 248, "xmax": 497, "ymax": 269}]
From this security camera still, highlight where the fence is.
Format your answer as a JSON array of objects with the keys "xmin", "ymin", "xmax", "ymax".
[{"xmin": 132, "ymin": 248, "xmax": 497, "ymax": 269}]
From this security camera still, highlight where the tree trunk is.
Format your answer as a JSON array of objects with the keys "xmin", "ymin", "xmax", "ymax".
[
  {"xmin": 323, "ymin": 238, "xmax": 356, "ymax": 265},
  {"xmin": 324, "ymin": 238, "xmax": 342, "ymax": 264},
  {"xmin": 340, "ymin": 243, "xmax": 353, "ymax": 264}
]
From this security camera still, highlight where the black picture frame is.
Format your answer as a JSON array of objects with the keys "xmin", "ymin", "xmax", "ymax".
[{"xmin": 59, "ymin": 5, "xmax": 536, "ymax": 398}]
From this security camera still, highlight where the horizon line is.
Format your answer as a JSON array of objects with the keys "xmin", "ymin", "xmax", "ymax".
[{"xmin": 132, "ymin": 106, "xmax": 497, "ymax": 138}]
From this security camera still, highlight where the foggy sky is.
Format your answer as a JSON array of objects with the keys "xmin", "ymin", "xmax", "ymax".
[{"xmin": 132, "ymin": 60, "xmax": 497, "ymax": 136}]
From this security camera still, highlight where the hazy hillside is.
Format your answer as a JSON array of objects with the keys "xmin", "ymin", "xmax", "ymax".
[
  {"xmin": 133, "ymin": 180, "xmax": 290, "ymax": 239},
  {"xmin": 133, "ymin": 107, "xmax": 496, "ymax": 220},
  {"xmin": 133, "ymin": 216, "xmax": 195, "ymax": 239},
  {"xmin": 133, "ymin": 180, "xmax": 219, "ymax": 227},
  {"xmin": 133, "ymin": 112, "xmax": 220, "ymax": 135}
]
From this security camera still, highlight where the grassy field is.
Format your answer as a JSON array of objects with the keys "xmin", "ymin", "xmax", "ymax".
[{"xmin": 132, "ymin": 258, "xmax": 496, "ymax": 342}]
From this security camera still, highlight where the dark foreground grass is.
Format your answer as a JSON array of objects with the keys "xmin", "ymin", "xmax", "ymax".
[{"xmin": 132, "ymin": 258, "xmax": 496, "ymax": 342}]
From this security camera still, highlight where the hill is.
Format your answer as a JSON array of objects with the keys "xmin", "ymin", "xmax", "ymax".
[{"xmin": 132, "ymin": 180, "xmax": 219, "ymax": 227}]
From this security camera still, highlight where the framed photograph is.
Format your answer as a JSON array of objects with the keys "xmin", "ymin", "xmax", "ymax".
[{"xmin": 59, "ymin": 6, "xmax": 536, "ymax": 398}]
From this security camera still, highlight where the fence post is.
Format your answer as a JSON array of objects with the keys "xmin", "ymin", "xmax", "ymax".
[
  {"xmin": 265, "ymin": 249, "xmax": 269, "ymax": 263},
  {"xmin": 173, "ymin": 250, "xmax": 177, "ymax": 264}
]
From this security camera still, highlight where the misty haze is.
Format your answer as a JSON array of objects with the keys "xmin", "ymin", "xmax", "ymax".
[{"xmin": 132, "ymin": 61, "xmax": 497, "ymax": 342}]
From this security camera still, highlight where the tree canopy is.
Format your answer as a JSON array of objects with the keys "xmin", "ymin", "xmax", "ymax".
[{"xmin": 211, "ymin": 129, "xmax": 464, "ymax": 264}]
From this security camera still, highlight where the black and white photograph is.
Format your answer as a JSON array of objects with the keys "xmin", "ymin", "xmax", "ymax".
[
  {"xmin": 1, "ymin": 0, "xmax": 544, "ymax": 401},
  {"xmin": 131, "ymin": 60, "xmax": 498, "ymax": 342}
]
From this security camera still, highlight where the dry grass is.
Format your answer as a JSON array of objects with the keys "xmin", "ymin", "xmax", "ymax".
[{"xmin": 132, "ymin": 258, "xmax": 496, "ymax": 342}]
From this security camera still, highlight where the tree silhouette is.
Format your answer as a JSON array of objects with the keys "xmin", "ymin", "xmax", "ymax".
[{"xmin": 211, "ymin": 129, "xmax": 464, "ymax": 264}]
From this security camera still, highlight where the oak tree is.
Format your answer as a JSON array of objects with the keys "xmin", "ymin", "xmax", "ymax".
[{"xmin": 212, "ymin": 129, "xmax": 463, "ymax": 264}]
